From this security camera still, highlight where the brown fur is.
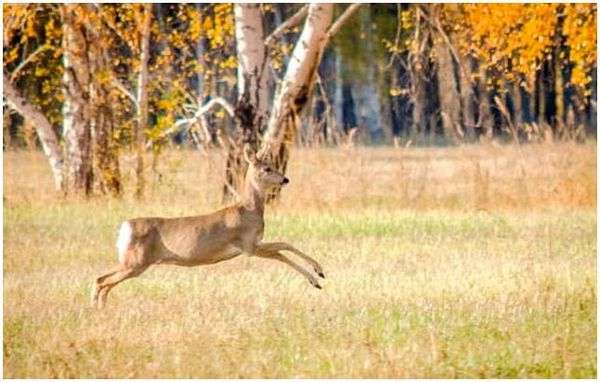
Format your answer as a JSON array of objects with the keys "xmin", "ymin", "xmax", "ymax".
[{"xmin": 91, "ymin": 151, "xmax": 324, "ymax": 308}]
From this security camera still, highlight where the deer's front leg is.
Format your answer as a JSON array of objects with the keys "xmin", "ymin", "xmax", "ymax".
[
  {"xmin": 258, "ymin": 242, "xmax": 325, "ymax": 279},
  {"xmin": 254, "ymin": 247, "xmax": 322, "ymax": 289}
]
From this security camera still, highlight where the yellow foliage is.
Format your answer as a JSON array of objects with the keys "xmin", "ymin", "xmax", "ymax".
[
  {"xmin": 564, "ymin": 4, "xmax": 597, "ymax": 88},
  {"xmin": 218, "ymin": 55, "xmax": 237, "ymax": 70},
  {"xmin": 438, "ymin": 3, "xmax": 596, "ymax": 93},
  {"xmin": 205, "ymin": 3, "xmax": 234, "ymax": 49},
  {"xmin": 459, "ymin": 4, "xmax": 558, "ymax": 81}
]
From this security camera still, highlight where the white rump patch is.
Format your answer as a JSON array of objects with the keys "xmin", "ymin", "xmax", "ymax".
[{"xmin": 116, "ymin": 221, "xmax": 133, "ymax": 263}]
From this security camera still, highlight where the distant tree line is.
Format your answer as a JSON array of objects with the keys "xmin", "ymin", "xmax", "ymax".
[
  {"xmin": 323, "ymin": 3, "xmax": 596, "ymax": 146},
  {"xmin": 3, "ymin": 4, "xmax": 597, "ymax": 198}
]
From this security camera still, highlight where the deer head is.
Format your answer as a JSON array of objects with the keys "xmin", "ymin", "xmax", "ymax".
[{"xmin": 244, "ymin": 145, "xmax": 289, "ymax": 194}]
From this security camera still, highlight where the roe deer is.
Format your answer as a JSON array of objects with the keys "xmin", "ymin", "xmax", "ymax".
[{"xmin": 91, "ymin": 147, "xmax": 324, "ymax": 308}]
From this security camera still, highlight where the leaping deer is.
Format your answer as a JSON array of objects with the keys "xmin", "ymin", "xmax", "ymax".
[{"xmin": 91, "ymin": 146, "xmax": 325, "ymax": 308}]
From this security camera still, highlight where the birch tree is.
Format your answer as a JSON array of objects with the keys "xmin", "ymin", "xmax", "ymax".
[
  {"xmin": 61, "ymin": 4, "xmax": 93, "ymax": 194},
  {"xmin": 223, "ymin": 3, "xmax": 271, "ymax": 199},
  {"xmin": 221, "ymin": 3, "xmax": 360, "ymax": 200},
  {"xmin": 258, "ymin": 4, "xmax": 334, "ymax": 170},
  {"xmin": 3, "ymin": 74, "xmax": 64, "ymax": 190},
  {"xmin": 99, "ymin": 4, "xmax": 154, "ymax": 198}
]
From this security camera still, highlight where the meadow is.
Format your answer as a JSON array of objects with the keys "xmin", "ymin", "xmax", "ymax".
[{"xmin": 3, "ymin": 143, "xmax": 597, "ymax": 378}]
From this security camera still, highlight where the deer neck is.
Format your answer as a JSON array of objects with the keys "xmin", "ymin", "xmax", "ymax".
[{"xmin": 241, "ymin": 179, "xmax": 265, "ymax": 216}]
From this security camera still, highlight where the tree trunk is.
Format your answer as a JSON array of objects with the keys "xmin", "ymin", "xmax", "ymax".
[
  {"xmin": 223, "ymin": 3, "xmax": 271, "ymax": 201},
  {"xmin": 3, "ymin": 112, "xmax": 11, "ymax": 150},
  {"xmin": 195, "ymin": 4, "xmax": 207, "ymax": 103},
  {"xmin": 477, "ymin": 69, "xmax": 494, "ymax": 140},
  {"xmin": 590, "ymin": 68, "xmax": 597, "ymax": 135},
  {"xmin": 234, "ymin": 4, "xmax": 270, "ymax": 126},
  {"xmin": 410, "ymin": 9, "xmax": 430, "ymax": 143},
  {"xmin": 433, "ymin": 32, "xmax": 463, "ymax": 144},
  {"xmin": 536, "ymin": 65, "xmax": 548, "ymax": 126},
  {"xmin": 553, "ymin": 7, "xmax": 566, "ymax": 129},
  {"xmin": 88, "ymin": 10, "xmax": 121, "ymax": 196},
  {"xmin": 259, "ymin": 4, "xmax": 334, "ymax": 178},
  {"xmin": 459, "ymin": 54, "xmax": 477, "ymax": 141},
  {"xmin": 134, "ymin": 4, "xmax": 152, "ymax": 199},
  {"xmin": 511, "ymin": 81, "xmax": 525, "ymax": 127},
  {"xmin": 61, "ymin": 4, "xmax": 93, "ymax": 195},
  {"xmin": 4, "ymin": 74, "xmax": 65, "ymax": 190},
  {"xmin": 333, "ymin": 47, "xmax": 345, "ymax": 134}
]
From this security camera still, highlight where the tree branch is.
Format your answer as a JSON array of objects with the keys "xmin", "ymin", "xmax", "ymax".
[
  {"xmin": 92, "ymin": 3, "xmax": 136, "ymax": 51},
  {"xmin": 10, "ymin": 44, "xmax": 55, "ymax": 82},
  {"xmin": 264, "ymin": 5, "xmax": 309, "ymax": 48},
  {"xmin": 384, "ymin": 4, "xmax": 403, "ymax": 71},
  {"xmin": 147, "ymin": 97, "xmax": 235, "ymax": 147},
  {"xmin": 175, "ymin": 97, "xmax": 234, "ymax": 128},
  {"xmin": 112, "ymin": 77, "xmax": 138, "ymax": 108},
  {"xmin": 3, "ymin": 73, "xmax": 65, "ymax": 190},
  {"xmin": 326, "ymin": 3, "xmax": 362, "ymax": 39}
]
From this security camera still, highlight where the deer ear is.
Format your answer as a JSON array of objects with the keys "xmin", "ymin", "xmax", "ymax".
[{"xmin": 243, "ymin": 145, "xmax": 257, "ymax": 165}]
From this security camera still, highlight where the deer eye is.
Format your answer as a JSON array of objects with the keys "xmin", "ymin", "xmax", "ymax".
[{"xmin": 264, "ymin": 167, "xmax": 272, "ymax": 173}]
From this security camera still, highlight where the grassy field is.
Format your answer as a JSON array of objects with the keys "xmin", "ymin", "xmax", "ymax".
[{"xmin": 3, "ymin": 143, "xmax": 597, "ymax": 378}]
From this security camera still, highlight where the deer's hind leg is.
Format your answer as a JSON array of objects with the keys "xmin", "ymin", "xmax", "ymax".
[
  {"xmin": 255, "ymin": 249, "xmax": 322, "ymax": 289},
  {"xmin": 96, "ymin": 264, "xmax": 149, "ymax": 308},
  {"xmin": 91, "ymin": 265, "xmax": 123, "ymax": 308},
  {"xmin": 258, "ymin": 242, "xmax": 325, "ymax": 279}
]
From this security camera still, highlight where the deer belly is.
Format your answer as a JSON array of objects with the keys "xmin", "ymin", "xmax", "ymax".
[
  {"xmin": 204, "ymin": 246, "xmax": 243, "ymax": 264},
  {"xmin": 163, "ymin": 243, "xmax": 241, "ymax": 266}
]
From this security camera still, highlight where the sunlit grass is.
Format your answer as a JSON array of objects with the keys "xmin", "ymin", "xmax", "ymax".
[{"xmin": 3, "ymin": 143, "xmax": 596, "ymax": 378}]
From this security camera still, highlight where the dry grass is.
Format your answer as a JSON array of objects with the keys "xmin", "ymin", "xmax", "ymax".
[{"xmin": 3, "ymin": 143, "xmax": 597, "ymax": 378}]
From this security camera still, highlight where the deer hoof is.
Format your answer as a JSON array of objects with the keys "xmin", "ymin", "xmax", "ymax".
[{"xmin": 318, "ymin": 271, "xmax": 325, "ymax": 279}]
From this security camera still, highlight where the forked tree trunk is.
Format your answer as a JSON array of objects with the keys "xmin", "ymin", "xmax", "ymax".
[
  {"xmin": 258, "ymin": 4, "xmax": 334, "ymax": 194},
  {"xmin": 225, "ymin": 4, "xmax": 355, "ymax": 202},
  {"xmin": 134, "ymin": 4, "xmax": 152, "ymax": 199},
  {"xmin": 223, "ymin": 3, "xmax": 270, "ymax": 201},
  {"xmin": 3, "ymin": 75, "xmax": 65, "ymax": 191},
  {"xmin": 61, "ymin": 4, "xmax": 93, "ymax": 195}
]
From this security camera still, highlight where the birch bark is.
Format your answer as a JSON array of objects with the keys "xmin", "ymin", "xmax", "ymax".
[
  {"xmin": 4, "ymin": 75, "xmax": 64, "ymax": 190},
  {"xmin": 259, "ymin": 4, "xmax": 334, "ymax": 171},
  {"xmin": 223, "ymin": 4, "xmax": 271, "ymax": 201},
  {"xmin": 61, "ymin": 5, "xmax": 93, "ymax": 195}
]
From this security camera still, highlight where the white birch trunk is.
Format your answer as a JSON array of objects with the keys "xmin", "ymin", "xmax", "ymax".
[
  {"xmin": 234, "ymin": 3, "xmax": 269, "ymax": 129},
  {"xmin": 61, "ymin": 4, "xmax": 93, "ymax": 194},
  {"xmin": 260, "ymin": 3, "xmax": 333, "ymax": 158},
  {"xmin": 3, "ymin": 75, "xmax": 64, "ymax": 190},
  {"xmin": 223, "ymin": 4, "xmax": 271, "ymax": 201}
]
